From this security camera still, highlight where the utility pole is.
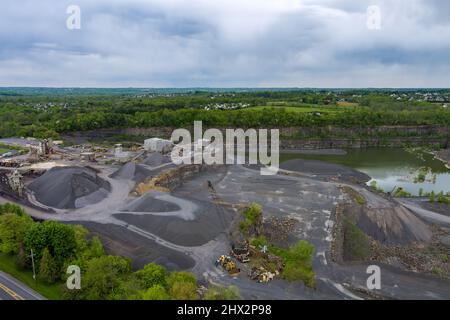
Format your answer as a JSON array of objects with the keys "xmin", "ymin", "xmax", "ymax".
[{"xmin": 29, "ymin": 249, "xmax": 36, "ymax": 280}]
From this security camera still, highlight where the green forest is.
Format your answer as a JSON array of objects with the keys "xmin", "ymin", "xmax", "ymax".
[{"xmin": 1, "ymin": 89, "xmax": 449, "ymax": 139}]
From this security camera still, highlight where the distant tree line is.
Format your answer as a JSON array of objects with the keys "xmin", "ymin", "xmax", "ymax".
[{"xmin": 1, "ymin": 91, "xmax": 449, "ymax": 139}]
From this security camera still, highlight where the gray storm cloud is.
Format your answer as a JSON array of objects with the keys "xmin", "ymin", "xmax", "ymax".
[{"xmin": 0, "ymin": 0, "xmax": 449, "ymax": 87}]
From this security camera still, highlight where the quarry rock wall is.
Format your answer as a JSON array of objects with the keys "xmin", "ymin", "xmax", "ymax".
[{"xmin": 63, "ymin": 125, "xmax": 449, "ymax": 149}]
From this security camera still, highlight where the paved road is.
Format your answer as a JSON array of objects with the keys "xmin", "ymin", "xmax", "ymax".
[{"xmin": 0, "ymin": 271, "xmax": 45, "ymax": 300}]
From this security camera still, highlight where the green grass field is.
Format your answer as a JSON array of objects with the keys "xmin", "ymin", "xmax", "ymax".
[
  {"xmin": 0, "ymin": 253, "xmax": 64, "ymax": 300},
  {"xmin": 243, "ymin": 103, "xmax": 356, "ymax": 114}
]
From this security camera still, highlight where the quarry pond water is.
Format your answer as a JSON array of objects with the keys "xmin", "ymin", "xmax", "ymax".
[{"xmin": 281, "ymin": 148, "xmax": 450, "ymax": 196}]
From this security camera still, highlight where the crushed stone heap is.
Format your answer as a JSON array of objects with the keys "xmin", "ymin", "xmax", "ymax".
[
  {"xmin": 28, "ymin": 166, "xmax": 111, "ymax": 209},
  {"xmin": 109, "ymin": 162, "xmax": 153, "ymax": 182}
]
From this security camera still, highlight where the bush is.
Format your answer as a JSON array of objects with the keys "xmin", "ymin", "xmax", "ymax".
[
  {"xmin": 167, "ymin": 272, "xmax": 198, "ymax": 300},
  {"xmin": 65, "ymin": 227, "xmax": 106, "ymax": 272},
  {"xmin": 250, "ymin": 236, "xmax": 268, "ymax": 248},
  {"xmin": 167, "ymin": 271, "xmax": 197, "ymax": 288},
  {"xmin": 38, "ymin": 248, "xmax": 59, "ymax": 283},
  {"xmin": 369, "ymin": 181, "xmax": 384, "ymax": 193},
  {"xmin": 170, "ymin": 282, "xmax": 198, "ymax": 300},
  {"xmin": 80, "ymin": 255, "xmax": 132, "ymax": 300},
  {"xmin": 15, "ymin": 244, "xmax": 28, "ymax": 270},
  {"xmin": 0, "ymin": 213, "xmax": 33, "ymax": 254},
  {"xmin": 437, "ymin": 191, "xmax": 450, "ymax": 204},
  {"xmin": 204, "ymin": 285, "xmax": 241, "ymax": 300},
  {"xmin": 240, "ymin": 203, "xmax": 263, "ymax": 236},
  {"xmin": 393, "ymin": 187, "xmax": 412, "ymax": 198},
  {"xmin": 270, "ymin": 240, "xmax": 316, "ymax": 288},
  {"xmin": 24, "ymin": 221, "xmax": 77, "ymax": 270},
  {"xmin": 135, "ymin": 263, "xmax": 168, "ymax": 288},
  {"xmin": 0, "ymin": 203, "xmax": 26, "ymax": 216},
  {"xmin": 142, "ymin": 285, "xmax": 170, "ymax": 300}
]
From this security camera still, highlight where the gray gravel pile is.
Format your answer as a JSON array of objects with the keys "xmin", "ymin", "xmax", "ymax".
[
  {"xmin": 142, "ymin": 152, "xmax": 171, "ymax": 167},
  {"xmin": 124, "ymin": 195, "xmax": 181, "ymax": 212},
  {"xmin": 28, "ymin": 166, "xmax": 110, "ymax": 209},
  {"xmin": 110, "ymin": 162, "xmax": 152, "ymax": 182},
  {"xmin": 357, "ymin": 206, "xmax": 433, "ymax": 245},
  {"xmin": 115, "ymin": 195, "xmax": 233, "ymax": 246}
]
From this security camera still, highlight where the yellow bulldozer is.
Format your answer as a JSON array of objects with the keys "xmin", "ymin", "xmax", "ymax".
[{"xmin": 216, "ymin": 255, "xmax": 240, "ymax": 276}]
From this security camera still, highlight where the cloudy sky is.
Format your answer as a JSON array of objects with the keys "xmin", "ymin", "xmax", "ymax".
[{"xmin": 0, "ymin": 0, "xmax": 449, "ymax": 88}]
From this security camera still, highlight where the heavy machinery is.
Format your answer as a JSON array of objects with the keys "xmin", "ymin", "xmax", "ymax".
[
  {"xmin": 215, "ymin": 255, "xmax": 240, "ymax": 276},
  {"xmin": 231, "ymin": 238, "xmax": 250, "ymax": 263},
  {"xmin": 248, "ymin": 267, "xmax": 276, "ymax": 283},
  {"xmin": 231, "ymin": 250, "xmax": 250, "ymax": 263}
]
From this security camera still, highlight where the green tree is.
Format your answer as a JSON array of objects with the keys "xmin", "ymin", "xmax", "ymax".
[
  {"xmin": 0, "ymin": 213, "xmax": 33, "ymax": 254},
  {"xmin": 73, "ymin": 225, "xmax": 90, "ymax": 255},
  {"xmin": 135, "ymin": 263, "xmax": 168, "ymax": 288},
  {"xmin": 170, "ymin": 281, "xmax": 198, "ymax": 300},
  {"xmin": 429, "ymin": 191, "xmax": 436, "ymax": 202},
  {"xmin": 38, "ymin": 248, "xmax": 59, "ymax": 283},
  {"xmin": 142, "ymin": 285, "xmax": 170, "ymax": 300},
  {"xmin": 167, "ymin": 271, "xmax": 197, "ymax": 288},
  {"xmin": 271, "ymin": 240, "xmax": 316, "ymax": 288},
  {"xmin": 24, "ymin": 220, "xmax": 77, "ymax": 268},
  {"xmin": 65, "ymin": 226, "xmax": 106, "ymax": 273},
  {"xmin": 240, "ymin": 203, "xmax": 263, "ymax": 236},
  {"xmin": 90, "ymin": 237, "xmax": 105, "ymax": 258},
  {"xmin": 110, "ymin": 275, "xmax": 144, "ymax": 300},
  {"xmin": 167, "ymin": 272, "xmax": 198, "ymax": 300},
  {"xmin": 81, "ymin": 255, "xmax": 131, "ymax": 300},
  {"xmin": 204, "ymin": 285, "xmax": 241, "ymax": 300},
  {"xmin": 0, "ymin": 203, "xmax": 26, "ymax": 216},
  {"xmin": 15, "ymin": 243, "xmax": 28, "ymax": 270}
]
